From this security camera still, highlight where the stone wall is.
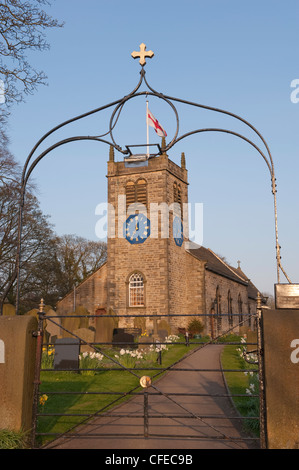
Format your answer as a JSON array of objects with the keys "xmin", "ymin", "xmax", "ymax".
[
  {"xmin": 56, "ymin": 262, "xmax": 107, "ymax": 316},
  {"xmin": 0, "ymin": 316, "xmax": 37, "ymax": 433},
  {"xmin": 205, "ymin": 269, "xmax": 252, "ymax": 335}
]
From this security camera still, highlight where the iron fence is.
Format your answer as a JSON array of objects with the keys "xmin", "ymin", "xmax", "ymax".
[{"xmin": 31, "ymin": 309, "xmax": 265, "ymax": 449}]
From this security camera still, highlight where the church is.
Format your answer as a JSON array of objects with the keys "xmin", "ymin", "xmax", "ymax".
[{"xmin": 56, "ymin": 145, "xmax": 262, "ymax": 337}]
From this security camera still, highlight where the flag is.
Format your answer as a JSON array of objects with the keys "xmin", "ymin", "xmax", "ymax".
[{"xmin": 147, "ymin": 108, "xmax": 167, "ymax": 137}]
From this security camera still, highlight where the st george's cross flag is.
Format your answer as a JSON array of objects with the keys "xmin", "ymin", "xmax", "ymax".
[{"xmin": 147, "ymin": 108, "xmax": 167, "ymax": 137}]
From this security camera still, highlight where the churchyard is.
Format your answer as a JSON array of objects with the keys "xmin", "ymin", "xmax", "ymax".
[{"xmin": 36, "ymin": 331, "xmax": 258, "ymax": 447}]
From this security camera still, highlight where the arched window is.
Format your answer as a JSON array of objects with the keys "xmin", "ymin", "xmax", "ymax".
[
  {"xmin": 173, "ymin": 181, "xmax": 182, "ymax": 205},
  {"xmin": 215, "ymin": 286, "xmax": 222, "ymax": 331},
  {"xmin": 238, "ymin": 293, "xmax": 243, "ymax": 323},
  {"xmin": 129, "ymin": 273, "xmax": 145, "ymax": 307},
  {"xmin": 136, "ymin": 179, "xmax": 147, "ymax": 206},
  {"xmin": 177, "ymin": 184, "xmax": 182, "ymax": 206},
  {"xmin": 227, "ymin": 290, "xmax": 233, "ymax": 327},
  {"xmin": 125, "ymin": 181, "xmax": 135, "ymax": 209}
]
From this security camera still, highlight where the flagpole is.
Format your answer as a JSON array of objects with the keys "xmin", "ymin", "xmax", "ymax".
[{"xmin": 146, "ymin": 100, "xmax": 149, "ymax": 157}]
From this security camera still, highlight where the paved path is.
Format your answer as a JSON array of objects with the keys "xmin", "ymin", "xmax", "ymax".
[{"xmin": 46, "ymin": 345, "xmax": 259, "ymax": 450}]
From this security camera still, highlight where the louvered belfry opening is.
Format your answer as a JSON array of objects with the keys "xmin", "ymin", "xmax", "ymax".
[{"xmin": 126, "ymin": 179, "xmax": 147, "ymax": 210}]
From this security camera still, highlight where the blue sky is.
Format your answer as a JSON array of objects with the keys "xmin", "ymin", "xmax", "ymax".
[{"xmin": 5, "ymin": 0, "xmax": 299, "ymax": 295}]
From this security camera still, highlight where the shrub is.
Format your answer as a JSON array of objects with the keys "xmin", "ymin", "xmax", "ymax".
[
  {"xmin": 0, "ymin": 429, "xmax": 29, "ymax": 449},
  {"xmin": 187, "ymin": 318, "xmax": 204, "ymax": 335}
]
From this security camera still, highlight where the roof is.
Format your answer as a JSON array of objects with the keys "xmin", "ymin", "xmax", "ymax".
[
  {"xmin": 229, "ymin": 265, "xmax": 262, "ymax": 300},
  {"xmin": 187, "ymin": 244, "xmax": 264, "ymax": 301},
  {"xmin": 186, "ymin": 245, "xmax": 249, "ymax": 286}
]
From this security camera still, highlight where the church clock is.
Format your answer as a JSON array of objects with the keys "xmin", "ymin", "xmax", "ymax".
[{"xmin": 124, "ymin": 213, "xmax": 150, "ymax": 244}]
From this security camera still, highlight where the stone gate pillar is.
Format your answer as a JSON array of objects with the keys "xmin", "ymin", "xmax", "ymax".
[
  {"xmin": 0, "ymin": 315, "xmax": 37, "ymax": 433},
  {"xmin": 262, "ymin": 308, "xmax": 299, "ymax": 448}
]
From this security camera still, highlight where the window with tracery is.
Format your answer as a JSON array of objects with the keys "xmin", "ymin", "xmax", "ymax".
[{"xmin": 129, "ymin": 273, "xmax": 145, "ymax": 307}]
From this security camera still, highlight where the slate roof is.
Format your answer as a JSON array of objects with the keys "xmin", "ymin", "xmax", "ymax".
[{"xmin": 187, "ymin": 245, "xmax": 249, "ymax": 286}]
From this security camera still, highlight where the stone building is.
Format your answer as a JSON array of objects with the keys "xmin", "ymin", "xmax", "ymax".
[{"xmin": 57, "ymin": 148, "xmax": 262, "ymax": 336}]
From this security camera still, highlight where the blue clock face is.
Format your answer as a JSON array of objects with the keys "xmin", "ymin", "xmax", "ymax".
[
  {"xmin": 124, "ymin": 213, "xmax": 150, "ymax": 244},
  {"xmin": 173, "ymin": 216, "xmax": 183, "ymax": 247}
]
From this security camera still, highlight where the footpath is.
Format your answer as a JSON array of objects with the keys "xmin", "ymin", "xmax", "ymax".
[{"xmin": 46, "ymin": 344, "xmax": 259, "ymax": 450}]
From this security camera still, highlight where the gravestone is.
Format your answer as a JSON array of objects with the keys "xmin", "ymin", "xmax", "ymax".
[
  {"xmin": 158, "ymin": 329, "xmax": 168, "ymax": 341},
  {"xmin": 112, "ymin": 332, "xmax": 136, "ymax": 349},
  {"xmin": 53, "ymin": 338, "xmax": 80, "ymax": 371},
  {"xmin": 247, "ymin": 330, "xmax": 258, "ymax": 353},
  {"xmin": 61, "ymin": 316, "xmax": 81, "ymax": 338},
  {"xmin": 157, "ymin": 320, "xmax": 171, "ymax": 336},
  {"xmin": 138, "ymin": 335, "xmax": 151, "ymax": 351},
  {"xmin": 45, "ymin": 309, "xmax": 62, "ymax": 342},
  {"xmin": 73, "ymin": 328, "xmax": 95, "ymax": 353},
  {"xmin": 2, "ymin": 303, "xmax": 16, "ymax": 316},
  {"xmin": 95, "ymin": 315, "xmax": 114, "ymax": 345}
]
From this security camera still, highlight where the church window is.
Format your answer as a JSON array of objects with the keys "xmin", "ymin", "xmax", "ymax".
[
  {"xmin": 215, "ymin": 286, "xmax": 222, "ymax": 331},
  {"xmin": 238, "ymin": 293, "xmax": 243, "ymax": 323},
  {"xmin": 227, "ymin": 290, "xmax": 233, "ymax": 327},
  {"xmin": 129, "ymin": 273, "xmax": 145, "ymax": 307},
  {"xmin": 173, "ymin": 182, "xmax": 178, "ymax": 202}
]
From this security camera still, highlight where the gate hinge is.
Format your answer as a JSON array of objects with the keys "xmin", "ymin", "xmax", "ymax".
[{"xmin": 32, "ymin": 330, "xmax": 43, "ymax": 337}]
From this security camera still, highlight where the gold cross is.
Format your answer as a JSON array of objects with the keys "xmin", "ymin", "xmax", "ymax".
[{"xmin": 131, "ymin": 43, "xmax": 154, "ymax": 66}]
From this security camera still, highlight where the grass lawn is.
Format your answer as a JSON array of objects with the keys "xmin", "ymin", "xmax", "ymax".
[
  {"xmin": 37, "ymin": 338, "xmax": 201, "ymax": 446},
  {"xmin": 221, "ymin": 340, "xmax": 260, "ymax": 436}
]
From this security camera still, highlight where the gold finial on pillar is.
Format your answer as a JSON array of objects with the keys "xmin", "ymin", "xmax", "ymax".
[
  {"xmin": 257, "ymin": 291, "xmax": 262, "ymax": 310},
  {"xmin": 181, "ymin": 152, "xmax": 186, "ymax": 169},
  {"xmin": 39, "ymin": 298, "xmax": 44, "ymax": 313},
  {"xmin": 109, "ymin": 145, "xmax": 115, "ymax": 162}
]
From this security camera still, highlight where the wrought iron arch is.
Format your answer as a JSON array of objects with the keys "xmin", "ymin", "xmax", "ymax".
[{"xmin": 7, "ymin": 45, "xmax": 291, "ymax": 314}]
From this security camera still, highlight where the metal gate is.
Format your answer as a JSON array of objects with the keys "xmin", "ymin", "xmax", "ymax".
[{"xmin": 31, "ymin": 304, "xmax": 266, "ymax": 449}]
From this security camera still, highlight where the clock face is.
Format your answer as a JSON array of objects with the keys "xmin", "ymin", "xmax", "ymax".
[
  {"xmin": 124, "ymin": 213, "xmax": 150, "ymax": 244},
  {"xmin": 173, "ymin": 216, "xmax": 183, "ymax": 247}
]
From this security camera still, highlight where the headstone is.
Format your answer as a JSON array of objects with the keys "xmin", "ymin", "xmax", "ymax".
[
  {"xmin": 45, "ymin": 309, "xmax": 62, "ymax": 342},
  {"xmin": 247, "ymin": 330, "xmax": 258, "ymax": 353},
  {"xmin": 112, "ymin": 332, "xmax": 136, "ymax": 349},
  {"xmin": 53, "ymin": 338, "xmax": 80, "ymax": 371},
  {"xmin": 61, "ymin": 316, "xmax": 81, "ymax": 338},
  {"xmin": 124, "ymin": 328, "xmax": 142, "ymax": 338},
  {"xmin": 138, "ymin": 335, "xmax": 151, "ymax": 350},
  {"xmin": 95, "ymin": 315, "xmax": 115, "ymax": 345},
  {"xmin": 73, "ymin": 328, "xmax": 95, "ymax": 353},
  {"xmin": 239, "ymin": 325, "xmax": 250, "ymax": 337},
  {"xmin": 158, "ymin": 329, "xmax": 168, "ymax": 341},
  {"xmin": 157, "ymin": 320, "xmax": 171, "ymax": 336},
  {"xmin": 2, "ymin": 304, "xmax": 16, "ymax": 316}
]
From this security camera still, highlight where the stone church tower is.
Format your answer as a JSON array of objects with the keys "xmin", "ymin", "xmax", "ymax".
[
  {"xmin": 56, "ymin": 146, "xmax": 262, "ymax": 338},
  {"xmin": 106, "ymin": 148, "xmax": 189, "ymax": 331}
]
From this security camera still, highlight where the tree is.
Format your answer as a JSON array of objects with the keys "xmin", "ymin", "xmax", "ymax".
[
  {"xmin": 0, "ymin": 145, "xmax": 56, "ymax": 313},
  {"xmin": 53, "ymin": 234, "xmax": 107, "ymax": 298},
  {"xmin": 0, "ymin": 0, "xmax": 63, "ymax": 111}
]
